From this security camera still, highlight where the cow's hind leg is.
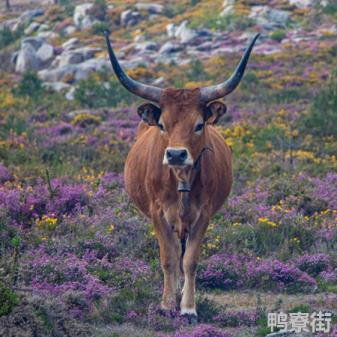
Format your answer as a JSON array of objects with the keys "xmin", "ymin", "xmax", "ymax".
[
  {"xmin": 153, "ymin": 217, "xmax": 181, "ymax": 311},
  {"xmin": 180, "ymin": 216, "xmax": 208, "ymax": 319}
]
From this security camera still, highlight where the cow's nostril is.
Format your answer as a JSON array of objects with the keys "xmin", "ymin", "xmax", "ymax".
[{"xmin": 179, "ymin": 150, "xmax": 187, "ymax": 160}]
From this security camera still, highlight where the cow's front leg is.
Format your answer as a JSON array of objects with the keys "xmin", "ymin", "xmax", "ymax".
[
  {"xmin": 153, "ymin": 218, "xmax": 181, "ymax": 311},
  {"xmin": 180, "ymin": 216, "xmax": 208, "ymax": 318}
]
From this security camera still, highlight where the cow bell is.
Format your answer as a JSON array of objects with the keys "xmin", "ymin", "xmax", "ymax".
[{"xmin": 178, "ymin": 181, "xmax": 191, "ymax": 192}]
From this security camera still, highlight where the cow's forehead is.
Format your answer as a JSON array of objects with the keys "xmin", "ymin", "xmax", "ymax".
[{"xmin": 160, "ymin": 88, "xmax": 202, "ymax": 119}]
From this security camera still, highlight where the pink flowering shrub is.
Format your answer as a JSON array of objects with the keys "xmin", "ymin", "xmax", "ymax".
[{"xmin": 198, "ymin": 254, "xmax": 317, "ymax": 293}]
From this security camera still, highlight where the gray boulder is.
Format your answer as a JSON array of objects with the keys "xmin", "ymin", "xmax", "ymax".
[
  {"xmin": 43, "ymin": 81, "xmax": 71, "ymax": 92},
  {"xmin": 166, "ymin": 23, "xmax": 176, "ymax": 38},
  {"xmin": 159, "ymin": 41, "xmax": 183, "ymax": 54},
  {"xmin": 74, "ymin": 58, "xmax": 110, "ymax": 81},
  {"xmin": 63, "ymin": 25, "xmax": 77, "ymax": 36},
  {"xmin": 16, "ymin": 43, "xmax": 40, "ymax": 73},
  {"xmin": 289, "ymin": 0, "xmax": 315, "ymax": 8},
  {"xmin": 57, "ymin": 47, "xmax": 101, "ymax": 67},
  {"xmin": 220, "ymin": 0, "xmax": 236, "ymax": 17},
  {"xmin": 21, "ymin": 37, "xmax": 45, "ymax": 50},
  {"xmin": 58, "ymin": 51, "xmax": 84, "ymax": 67},
  {"xmin": 62, "ymin": 38, "xmax": 80, "ymax": 51},
  {"xmin": 38, "ymin": 58, "xmax": 110, "ymax": 83},
  {"xmin": 38, "ymin": 65, "xmax": 77, "ymax": 82},
  {"xmin": 174, "ymin": 20, "xmax": 198, "ymax": 44},
  {"xmin": 134, "ymin": 41, "xmax": 159, "ymax": 52},
  {"xmin": 73, "ymin": 3, "xmax": 94, "ymax": 30},
  {"xmin": 135, "ymin": 3, "xmax": 164, "ymax": 14},
  {"xmin": 24, "ymin": 22, "xmax": 40, "ymax": 35},
  {"xmin": 37, "ymin": 31, "xmax": 58, "ymax": 40},
  {"xmin": 36, "ymin": 43, "xmax": 54, "ymax": 64},
  {"xmin": 0, "ymin": 18, "xmax": 19, "ymax": 32},
  {"xmin": 121, "ymin": 10, "xmax": 140, "ymax": 27},
  {"xmin": 249, "ymin": 6, "xmax": 290, "ymax": 29},
  {"xmin": 18, "ymin": 8, "xmax": 44, "ymax": 27}
]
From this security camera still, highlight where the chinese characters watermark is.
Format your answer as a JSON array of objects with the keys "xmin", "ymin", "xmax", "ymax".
[{"xmin": 268, "ymin": 311, "xmax": 332, "ymax": 333}]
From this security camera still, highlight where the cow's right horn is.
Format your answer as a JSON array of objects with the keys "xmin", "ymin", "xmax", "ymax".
[
  {"xmin": 200, "ymin": 33, "xmax": 260, "ymax": 102},
  {"xmin": 105, "ymin": 31, "xmax": 162, "ymax": 103}
]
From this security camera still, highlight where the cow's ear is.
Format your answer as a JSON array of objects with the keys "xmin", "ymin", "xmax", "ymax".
[
  {"xmin": 137, "ymin": 103, "xmax": 161, "ymax": 126},
  {"xmin": 204, "ymin": 101, "xmax": 227, "ymax": 125}
]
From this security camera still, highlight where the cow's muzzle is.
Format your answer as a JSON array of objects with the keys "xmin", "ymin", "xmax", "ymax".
[{"xmin": 163, "ymin": 147, "xmax": 193, "ymax": 167}]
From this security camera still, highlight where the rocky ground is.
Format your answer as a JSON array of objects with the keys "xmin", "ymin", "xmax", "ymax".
[{"xmin": 1, "ymin": 0, "xmax": 336, "ymax": 99}]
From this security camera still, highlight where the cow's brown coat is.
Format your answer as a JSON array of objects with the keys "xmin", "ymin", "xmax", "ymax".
[{"xmin": 124, "ymin": 88, "xmax": 232, "ymax": 314}]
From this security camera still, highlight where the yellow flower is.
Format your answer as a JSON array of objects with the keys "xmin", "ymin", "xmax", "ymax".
[{"xmin": 107, "ymin": 224, "xmax": 115, "ymax": 234}]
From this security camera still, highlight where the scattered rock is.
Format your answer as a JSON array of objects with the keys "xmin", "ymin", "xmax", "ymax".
[
  {"xmin": 10, "ymin": 52, "xmax": 18, "ymax": 66},
  {"xmin": 37, "ymin": 24, "xmax": 49, "ymax": 32},
  {"xmin": 152, "ymin": 76, "xmax": 165, "ymax": 86},
  {"xmin": 64, "ymin": 25, "xmax": 77, "ymax": 36},
  {"xmin": 16, "ymin": 43, "xmax": 40, "ymax": 73},
  {"xmin": 24, "ymin": 22, "xmax": 40, "ymax": 35},
  {"xmin": 43, "ymin": 81, "xmax": 71, "ymax": 92},
  {"xmin": 36, "ymin": 43, "xmax": 54, "ymax": 64},
  {"xmin": 249, "ymin": 6, "xmax": 290, "ymax": 29},
  {"xmin": 0, "ymin": 18, "xmax": 19, "ymax": 32},
  {"xmin": 57, "ymin": 47, "xmax": 101, "ymax": 68},
  {"xmin": 166, "ymin": 23, "xmax": 176, "ymax": 38},
  {"xmin": 38, "ymin": 65, "xmax": 77, "ymax": 82},
  {"xmin": 289, "ymin": 0, "xmax": 315, "ymax": 8},
  {"xmin": 21, "ymin": 37, "xmax": 45, "ymax": 50},
  {"xmin": 37, "ymin": 31, "xmax": 58, "ymax": 40},
  {"xmin": 220, "ymin": 0, "xmax": 236, "ymax": 17},
  {"xmin": 121, "ymin": 10, "xmax": 140, "ymax": 27},
  {"xmin": 159, "ymin": 41, "xmax": 183, "ymax": 54},
  {"xmin": 265, "ymin": 330, "xmax": 305, "ymax": 337},
  {"xmin": 18, "ymin": 8, "xmax": 44, "ymax": 27},
  {"xmin": 62, "ymin": 38, "xmax": 80, "ymax": 51},
  {"xmin": 135, "ymin": 3, "xmax": 164, "ymax": 14},
  {"xmin": 73, "ymin": 3, "xmax": 95, "ymax": 30},
  {"xmin": 38, "ymin": 57, "xmax": 109, "ymax": 83},
  {"xmin": 175, "ymin": 21, "xmax": 198, "ymax": 44},
  {"xmin": 134, "ymin": 41, "xmax": 159, "ymax": 52},
  {"xmin": 65, "ymin": 87, "xmax": 76, "ymax": 100}
]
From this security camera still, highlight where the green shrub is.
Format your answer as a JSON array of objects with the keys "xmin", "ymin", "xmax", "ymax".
[
  {"xmin": 288, "ymin": 304, "xmax": 311, "ymax": 313},
  {"xmin": 270, "ymin": 30, "xmax": 287, "ymax": 42},
  {"xmin": 187, "ymin": 59, "xmax": 210, "ymax": 82},
  {"xmin": 74, "ymin": 72, "xmax": 137, "ymax": 108},
  {"xmin": 322, "ymin": 2, "xmax": 337, "ymax": 17},
  {"xmin": 87, "ymin": 0, "xmax": 107, "ymax": 21},
  {"xmin": 0, "ymin": 27, "xmax": 23, "ymax": 50},
  {"xmin": 0, "ymin": 283, "xmax": 19, "ymax": 317},
  {"xmin": 303, "ymin": 71, "xmax": 337, "ymax": 137},
  {"xmin": 13, "ymin": 71, "xmax": 45, "ymax": 99},
  {"xmin": 91, "ymin": 22, "xmax": 110, "ymax": 35}
]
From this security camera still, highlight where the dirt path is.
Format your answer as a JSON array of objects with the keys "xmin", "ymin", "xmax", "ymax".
[{"xmin": 205, "ymin": 290, "xmax": 337, "ymax": 312}]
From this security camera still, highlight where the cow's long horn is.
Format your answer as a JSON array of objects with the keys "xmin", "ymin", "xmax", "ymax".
[
  {"xmin": 104, "ymin": 31, "xmax": 162, "ymax": 103},
  {"xmin": 200, "ymin": 33, "xmax": 260, "ymax": 102}
]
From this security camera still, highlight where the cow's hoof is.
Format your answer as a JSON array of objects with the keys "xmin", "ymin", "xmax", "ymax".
[
  {"xmin": 182, "ymin": 313, "xmax": 198, "ymax": 325},
  {"xmin": 181, "ymin": 308, "xmax": 198, "ymax": 325}
]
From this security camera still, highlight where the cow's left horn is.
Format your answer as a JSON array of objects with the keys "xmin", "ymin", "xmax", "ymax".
[
  {"xmin": 200, "ymin": 33, "xmax": 260, "ymax": 102},
  {"xmin": 104, "ymin": 31, "xmax": 162, "ymax": 103}
]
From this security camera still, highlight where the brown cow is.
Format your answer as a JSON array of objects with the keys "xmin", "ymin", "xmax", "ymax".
[{"xmin": 105, "ymin": 32, "xmax": 259, "ymax": 321}]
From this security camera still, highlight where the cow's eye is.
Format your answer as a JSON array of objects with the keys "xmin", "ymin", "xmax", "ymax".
[
  {"xmin": 158, "ymin": 122, "xmax": 165, "ymax": 132},
  {"xmin": 194, "ymin": 123, "xmax": 204, "ymax": 132}
]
